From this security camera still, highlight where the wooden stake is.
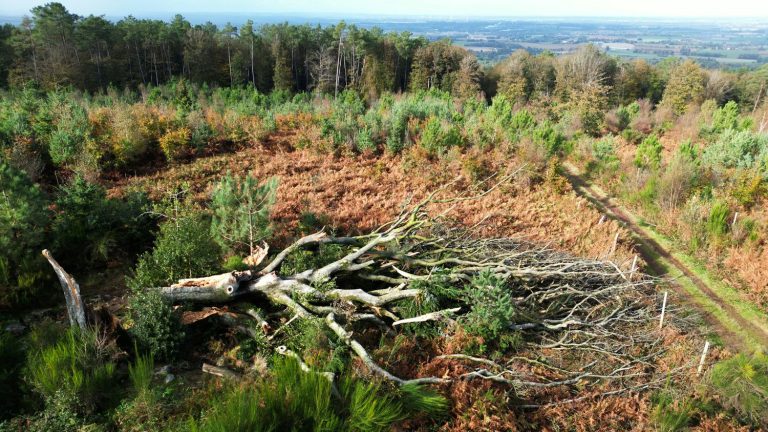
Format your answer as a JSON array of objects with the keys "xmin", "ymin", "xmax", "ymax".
[
  {"xmin": 732, "ymin": 212, "xmax": 739, "ymax": 227},
  {"xmin": 608, "ymin": 232, "xmax": 619, "ymax": 258},
  {"xmin": 629, "ymin": 255, "xmax": 638, "ymax": 281},
  {"xmin": 659, "ymin": 291, "xmax": 668, "ymax": 329},
  {"xmin": 697, "ymin": 341, "xmax": 710, "ymax": 376}
]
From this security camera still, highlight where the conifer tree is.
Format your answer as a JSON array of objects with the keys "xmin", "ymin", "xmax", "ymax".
[{"xmin": 211, "ymin": 173, "xmax": 278, "ymax": 257}]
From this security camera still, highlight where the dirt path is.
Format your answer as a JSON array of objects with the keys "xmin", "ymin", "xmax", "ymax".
[{"xmin": 561, "ymin": 162, "xmax": 768, "ymax": 352}]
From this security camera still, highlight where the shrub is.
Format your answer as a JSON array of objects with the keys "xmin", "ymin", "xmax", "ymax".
[
  {"xmin": 127, "ymin": 208, "xmax": 217, "ymax": 360},
  {"xmin": 531, "ymin": 121, "xmax": 566, "ymax": 156},
  {"xmin": 278, "ymin": 244, "xmax": 348, "ymax": 277},
  {"xmin": 108, "ymin": 105, "xmax": 152, "ymax": 166},
  {"xmin": 23, "ymin": 390, "xmax": 83, "ymax": 432},
  {"xmin": 129, "ymin": 351, "xmax": 155, "ymax": 397},
  {"xmin": 51, "ymin": 177, "xmax": 153, "ymax": 272},
  {"xmin": 128, "ymin": 288, "xmax": 183, "ymax": 361},
  {"xmin": 461, "ymin": 270, "xmax": 516, "ymax": 341},
  {"xmin": 730, "ymin": 169, "xmax": 766, "ymax": 209},
  {"xmin": 26, "ymin": 327, "xmax": 117, "ymax": 414},
  {"xmin": 707, "ymin": 100, "xmax": 752, "ymax": 134},
  {"xmin": 129, "ymin": 210, "xmax": 221, "ymax": 289},
  {"xmin": 0, "ymin": 331, "xmax": 26, "ymax": 419},
  {"xmin": 0, "ymin": 160, "xmax": 50, "ymax": 307},
  {"xmin": 418, "ymin": 116, "xmax": 464, "ymax": 156},
  {"xmin": 47, "ymin": 98, "xmax": 92, "ymax": 167},
  {"xmin": 634, "ymin": 134, "xmax": 663, "ymax": 169},
  {"xmin": 710, "ymin": 352, "xmax": 768, "ymax": 425},
  {"xmin": 701, "ymin": 129, "xmax": 768, "ymax": 173},
  {"xmin": 706, "ymin": 201, "xmax": 730, "ymax": 238},
  {"xmin": 159, "ymin": 127, "xmax": 192, "ymax": 162},
  {"xmin": 355, "ymin": 128, "xmax": 376, "ymax": 153},
  {"xmin": 587, "ymin": 136, "xmax": 620, "ymax": 177},
  {"xmin": 657, "ymin": 153, "xmax": 699, "ymax": 211},
  {"xmin": 113, "ymin": 352, "xmax": 163, "ymax": 432},
  {"xmin": 210, "ymin": 173, "xmax": 278, "ymax": 257}
]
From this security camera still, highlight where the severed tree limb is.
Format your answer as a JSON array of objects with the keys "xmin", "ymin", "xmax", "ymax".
[
  {"xmin": 325, "ymin": 313, "xmax": 449, "ymax": 386},
  {"xmin": 42, "ymin": 249, "xmax": 87, "ymax": 329},
  {"xmin": 245, "ymin": 308, "xmax": 271, "ymax": 333},
  {"xmin": 202, "ymin": 362, "xmax": 241, "ymax": 380},
  {"xmin": 392, "ymin": 307, "xmax": 461, "ymax": 327}
]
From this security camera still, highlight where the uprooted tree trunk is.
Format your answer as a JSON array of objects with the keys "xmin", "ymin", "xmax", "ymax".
[{"xmin": 156, "ymin": 187, "xmax": 676, "ymax": 399}]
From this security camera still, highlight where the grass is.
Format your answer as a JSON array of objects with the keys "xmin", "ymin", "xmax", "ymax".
[
  {"xmin": 188, "ymin": 357, "xmax": 448, "ymax": 432},
  {"xmin": 26, "ymin": 327, "xmax": 118, "ymax": 412},
  {"xmin": 128, "ymin": 351, "xmax": 155, "ymax": 396},
  {"xmin": 636, "ymin": 221, "xmax": 768, "ymax": 350}
]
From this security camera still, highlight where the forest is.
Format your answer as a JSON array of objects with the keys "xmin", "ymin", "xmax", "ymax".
[{"xmin": 2, "ymin": 3, "xmax": 768, "ymax": 431}]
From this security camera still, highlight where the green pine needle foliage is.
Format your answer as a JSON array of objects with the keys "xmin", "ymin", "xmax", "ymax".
[{"xmin": 211, "ymin": 172, "xmax": 278, "ymax": 256}]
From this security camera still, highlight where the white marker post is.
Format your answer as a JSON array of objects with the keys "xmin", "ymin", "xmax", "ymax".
[
  {"xmin": 659, "ymin": 291, "xmax": 668, "ymax": 329},
  {"xmin": 629, "ymin": 255, "xmax": 638, "ymax": 281},
  {"xmin": 697, "ymin": 341, "xmax": 711, "ymax": 376}
]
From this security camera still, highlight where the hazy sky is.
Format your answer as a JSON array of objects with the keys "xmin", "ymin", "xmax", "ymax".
[{"xmin": 2, "ymin": 0, "xmax": 768, "ymax": 18}]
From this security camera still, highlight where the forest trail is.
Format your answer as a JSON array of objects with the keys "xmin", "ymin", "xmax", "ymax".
[{"xmin": 561, "ymin": 162, "xmax": 768, "ymax": 352}]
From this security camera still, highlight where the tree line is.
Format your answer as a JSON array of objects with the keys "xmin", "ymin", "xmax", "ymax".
[
  {"xmin": 0, "ymin": 3, "xmax": 431, "ymax": 97},
  {"xmin": 2, "ymin": 3, "xmax": 768, "ymax": 111}
]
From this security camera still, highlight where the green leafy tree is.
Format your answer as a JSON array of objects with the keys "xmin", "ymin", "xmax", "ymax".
[
  {"xmin": 452, "ymin": 55, "xmax": 483, "ymax": 100},
  {"xmin": 211, "ymin": 173, "xmax": 278, "ymax": 257},
  {"xmin": 660, "ymin": 60, "xmax": 706, "ymax": 115}
]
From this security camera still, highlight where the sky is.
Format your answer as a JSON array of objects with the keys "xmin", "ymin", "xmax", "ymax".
[{"xmin": 2, "ymin": 0, "xmax": 768, "ymax": 19}]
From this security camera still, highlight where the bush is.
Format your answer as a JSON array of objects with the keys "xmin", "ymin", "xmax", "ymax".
[
  {"xmin": 51, "ymin": 177, "xmax": 153, "ymax": 272},
  {"xmin": 0, "ymin": 331, "xmax": 26, "ymax": 419},
  {"xmin": 635, "ymin": 134, "xmax": 663, "ymax": 169},
  {"xmin": 107, "ymin": 104, "xmax": 153, "ymax": 167},
  {"xmin": 128, "ymin": 288, "xmax": 184, "ymax": 361},
  {"xmin": 26, "ymin": 327, "xmax": 117, "ymax": 414},
  {"xmin": 129, "ymin": 351, "xmax": 155, "ymax": 397},
  {"xmin": 710, "ymin": 352, "xmax": 768, "ymax": 425},
  {"xmin": 461, "ymin": 270, "xmax": 516, "ymax": 342},
  {"xmin": 159, "ymin": 127, "xmax": 192, "ymax": 161},
  {"xmin": 47, "ymin": 97, "xmax": 92, "ymax": 167},
  {"xmin": 210, "ymin": 173, "xmax": 278, "ymax": 257},
  {"xmin": 129, "ymin": 210, "xmax": 221, "ymax": 289},
  {"xmin": 0, "ymin": 160, "xmax": 50, "ymax": 307},
  {"xmin": 113, "ymin": 351, "xmax": 163, "ymax": 432},
  {"xmin": 707, "ymin": 101, "xmax": 752, "ymax": 134},
  {"xmin": 278, "ymin": 244, "xmax": 348, "ymax": 277},
  {"xmin": 730, "ymin": 169, "xmax": 766, "ymax": 209},
  {"xmin": 531, "ymin": 121, "xmax": 566, "ymax": 156},
  {"xmin": 650, "ymin": 391, "xmax": 693, "ymax": 432},
  {"xmin": 657, "ymin": 153, "xmax": 699, "ymax": 211},
  {"xmin": 418, "ymin": 116, "xmax": 464, "ymax": 156},
  {"xmin": 24, "ymin": 390, "xmax": 83, "ymax": 432},
  {"xmin": 706, "ymin": 201, "xmax": 730, "ymax": 238},
  {"xmin": 587, "ymin": 136, "xmax": 620, "ymax": 177},
  {"xmin": 701, "ymin": 129, "xmax": 768, "ymax": 173}
]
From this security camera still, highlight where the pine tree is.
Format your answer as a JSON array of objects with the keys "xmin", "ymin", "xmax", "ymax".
[
  {"xmin": 211, "ymin": 173, "xmax": 278, "ymax": 257},
  {"xmin": 0, "ymin": 160, "xmax": 50, "ymax": 305}
]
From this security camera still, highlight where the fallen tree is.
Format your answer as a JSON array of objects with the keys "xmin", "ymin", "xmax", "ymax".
[{"xmin": 154, "ymin": 186, "xmax": 676, "ymax": 401}]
